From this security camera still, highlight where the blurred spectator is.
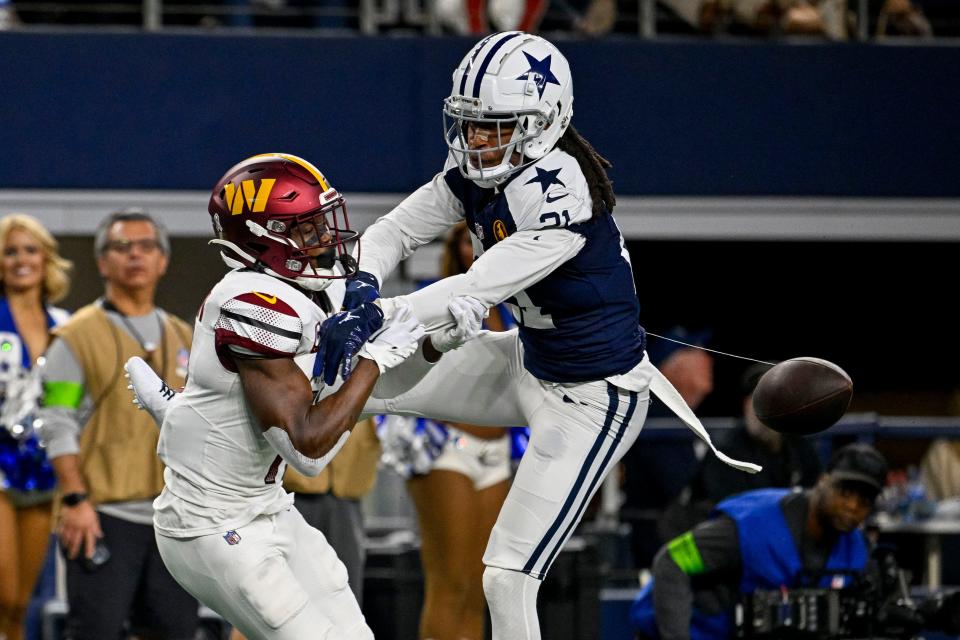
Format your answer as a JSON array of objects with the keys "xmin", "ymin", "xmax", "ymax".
[
  {"xmin": 620, "ymin": 327, "xmax": 713, "ymax": 568},
  {"xmin": 660, "ymin": 0, "xmax": 933, "ymax": 38},
  {"xmin": 0, "ymin": 0, "xmax": 18, "ymax": 29},
  {"xmin": 660, "ymin": 0, "xmax": 849, "ymax": 38},
  {"xmin": 921, "ymin": 439, "xmax": 960, "ymax": 501},
  {"xmin": 0, "ymin": 214, "xmax": 72, "ymax": 640},
  {"xmin": 658, "ymin": 362, "xmax": 823, "ymax": 541},
  {"xmin": 38, "ymin": 210, "xmax": 197, "ymax": 640},
  {"xmin": 433, "ymin": 0, "xmax": 546, "ymax": 34},
  {"xmin": 876, "ymin": 0, "xmax": 932, "ymax": 35}
]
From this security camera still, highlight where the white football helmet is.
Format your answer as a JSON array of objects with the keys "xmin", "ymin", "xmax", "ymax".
[{"xmin": 444, "ymin": 32, "xmax": 574, "ymax": 187}]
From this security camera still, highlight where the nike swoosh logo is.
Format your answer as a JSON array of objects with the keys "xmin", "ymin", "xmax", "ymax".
[
  {"xmin": 253, "ymin": 292, "xmax": 277, "ymax": 304},
  {"xmin": 545, "ymin": 193, "xmax": 565, "ymax": 203}
]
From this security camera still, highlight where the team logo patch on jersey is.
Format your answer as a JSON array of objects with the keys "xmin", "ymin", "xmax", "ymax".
[
  {"xmin": 492, "ymin": 219, "xmax": 509, "ymax": 242},
  {"xmin": 223, "ymin": 530, "xmax": 242, "ymax": 545}
]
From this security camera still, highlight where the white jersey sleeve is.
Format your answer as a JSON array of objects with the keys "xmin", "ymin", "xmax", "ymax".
[
  {"xmin": 357, "ymin": 155, "xmax": 465, "ymax": 284},
  {"xmin": 391, "ymin": 229, "xmax": 584, "ymax": 332}
]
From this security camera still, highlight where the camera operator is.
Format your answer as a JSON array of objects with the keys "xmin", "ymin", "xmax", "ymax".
[{"xmin": 630, "ymin": 443, "xmax": 888, "ymax": 640}]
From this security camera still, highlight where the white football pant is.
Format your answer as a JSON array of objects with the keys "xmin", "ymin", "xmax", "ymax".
[
  {"xmin": 367, "ymin": 329, "xmax": 652, "ymax": 638},
  {"xmin": 156, "ymin": 507, "xmax": 373, "ymax": 640}
]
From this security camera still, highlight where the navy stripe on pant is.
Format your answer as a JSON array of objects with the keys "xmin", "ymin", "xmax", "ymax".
[{"xmin": 522, "ymin": 383, "xmax": 624, "ymax": 577}]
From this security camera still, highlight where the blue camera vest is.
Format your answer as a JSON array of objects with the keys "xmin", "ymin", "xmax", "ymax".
[{"xmin": 630, "ymin": 488, "xmax": 868, "ymax": 639}]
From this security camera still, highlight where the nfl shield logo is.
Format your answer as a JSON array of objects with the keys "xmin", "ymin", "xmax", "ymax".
[{"xmin": 223, "ymin": 530, "xmax": 242, "ymax": 545}]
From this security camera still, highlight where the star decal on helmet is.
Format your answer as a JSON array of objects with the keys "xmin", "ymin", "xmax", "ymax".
[
  {"xmin": 526, "ymin": 167, "xmax": 566, "ymax": 193},
  {"xmin": 516, "ymin": 52, "xmax": 561, "ymax": 99}
]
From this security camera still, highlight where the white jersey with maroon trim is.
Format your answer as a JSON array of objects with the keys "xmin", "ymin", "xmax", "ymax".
[{"xmin": 154, "ymin": 269, "xmax": 342, "ymax": 538}]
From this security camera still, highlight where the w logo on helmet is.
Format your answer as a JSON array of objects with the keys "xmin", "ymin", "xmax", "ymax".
[{"xmin": 224, "ymin": 179, "xmax": 277, "ymax": 215}]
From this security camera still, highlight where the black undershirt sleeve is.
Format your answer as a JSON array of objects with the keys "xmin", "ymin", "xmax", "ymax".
[{"xmin": 652, "ymin": 516, "xmax": 741, "ymax": 640}]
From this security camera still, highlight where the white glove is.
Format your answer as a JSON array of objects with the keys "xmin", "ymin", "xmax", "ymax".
[
  {"xmin": 429, "ymin": 295, "xmax": 487, "ymax": 353},
  {"xmin": 124, "ymin": 356, "xmax": 177, "ymax": 428},
  {"xmin": 358, "ymin": 300, "xmax": 426, "ymax": 374}
]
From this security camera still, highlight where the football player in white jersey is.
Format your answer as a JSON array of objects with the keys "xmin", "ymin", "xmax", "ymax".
[
  {"xmin": 129, "ymin": 153, "xmax": 442, "ymax": 640},
  {"xmin": 311, "ymin": 33, "xmax": 761, "ymax": 640}
]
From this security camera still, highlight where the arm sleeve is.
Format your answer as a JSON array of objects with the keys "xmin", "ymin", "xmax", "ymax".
[
  {"xmin": 387, "ymin": 228, "xmax": 586, "ymax": 332},
  {"xmin": 357, "ymin": 171, "xmax": 465, "ymax": 284},
  {"xmin": 38, "ymin": 338, "xmax": 88, "ymax": 459},
  {"xmin": 653, "ymin": 516, "xmax": 741, "ymax": 640}
]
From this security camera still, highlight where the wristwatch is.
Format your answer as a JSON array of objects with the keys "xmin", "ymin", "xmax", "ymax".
[{"xmin": 61, "ymin": 492, "xmax": 88, "ymax": 507}]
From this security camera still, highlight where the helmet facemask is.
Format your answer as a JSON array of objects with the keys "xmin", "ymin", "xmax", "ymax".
[
  {"xmin": 444, "ymin": 95, "xmax": 551, "ymax": 187},
  {"xmin": 284, "ymin": 195, "xmax": 359, "ymax": 282}
]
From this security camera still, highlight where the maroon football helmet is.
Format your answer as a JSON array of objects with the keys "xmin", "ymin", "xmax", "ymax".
[{"xmin": 208, "ymin": 153, "xmax": 358, "ymax": 290}]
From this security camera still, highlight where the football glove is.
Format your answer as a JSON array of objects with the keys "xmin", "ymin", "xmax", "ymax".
[
  {"xmin": 429, "ymin": 295, "xmax": 487, "ymax": 353},
  {"xmin": 357, "ymin": 300, "xmax": 426, "ymax": 374},
  {"xmin": 313, "ymin": 302, "xmax": 385, "ymax": 386},
  {"xmin": 342, "ymin": 271, "xmax": 380, "ymax": 311}
]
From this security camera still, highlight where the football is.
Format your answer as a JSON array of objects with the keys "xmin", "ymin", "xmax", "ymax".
[{"xmin": 752, "ymin": 357, "xmax": 853, "ymax": 435}]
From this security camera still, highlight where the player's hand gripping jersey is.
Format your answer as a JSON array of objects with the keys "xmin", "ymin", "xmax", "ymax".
[
  {"xmin": 153, "ymin": 269, "xmax": 342, "ymax": 538},
  {"xmin": 366, "ymin": 149, "xmax": 645, "ymax": 383}
]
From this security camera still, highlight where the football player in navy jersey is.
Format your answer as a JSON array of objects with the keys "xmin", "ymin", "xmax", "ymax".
[{"xmin": 315, "ymin": 32, "xmax": 760, "ymax": 640}]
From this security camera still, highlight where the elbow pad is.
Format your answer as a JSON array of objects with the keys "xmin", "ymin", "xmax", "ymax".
[{"xmin": 262, "ymin": 427, "xmax": 351, "ymax": 478}]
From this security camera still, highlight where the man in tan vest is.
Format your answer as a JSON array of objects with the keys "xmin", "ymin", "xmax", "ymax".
[{"xmin": 39, "ymin": 210, "xmax": 197, "ymax": 640}]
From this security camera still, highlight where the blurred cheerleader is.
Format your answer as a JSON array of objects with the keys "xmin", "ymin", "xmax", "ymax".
[{"xmin": 0, "ymin": 214, "xmax": 71, "ymax": 640}]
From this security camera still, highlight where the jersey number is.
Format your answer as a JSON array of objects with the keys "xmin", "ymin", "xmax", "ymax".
[
  {"xmin": 505, "ymin": 290, "xmax": 555, "ymax": 329},
  {"xmin": 539, "ymin": 210, "xmax": 570, "ymax": 228},
  {"xmin": 264, "ymin": 455, "xmax": 282, "ymax": 484}
]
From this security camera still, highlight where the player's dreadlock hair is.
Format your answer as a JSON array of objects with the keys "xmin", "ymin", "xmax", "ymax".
[{"xmin": 555, "ymin": 124, "xmax": 616, "ymax": 218}]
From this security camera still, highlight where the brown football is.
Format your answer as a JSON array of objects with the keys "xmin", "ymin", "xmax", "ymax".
[{"xmin": 752, "ymin": 357, "xmax": 853, "ymax": 435}]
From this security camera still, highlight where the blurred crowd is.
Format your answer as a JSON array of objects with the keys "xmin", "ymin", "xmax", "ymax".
[{"xmin": 0, "ymin": 0, "xmax": 954, "ymax": 38}]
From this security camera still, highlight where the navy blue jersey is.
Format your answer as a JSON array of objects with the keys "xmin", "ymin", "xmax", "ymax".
[{"xmin": 443, "ymin": 150, "xmax": 646, "ymax": 382}]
